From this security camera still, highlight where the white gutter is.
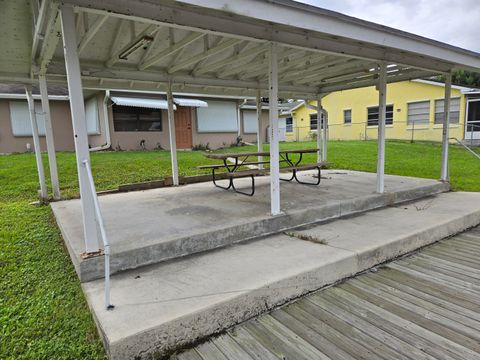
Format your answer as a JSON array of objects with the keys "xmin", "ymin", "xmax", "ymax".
[{"xmin": 90, "ymin": 90, "xmax": 112, "ymax": 152}]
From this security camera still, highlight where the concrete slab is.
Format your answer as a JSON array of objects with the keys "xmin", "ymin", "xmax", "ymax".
[
  {"xmin": 51, "ymin": 170, "xmax": 449, "ymax": 281},
  {"xmin": 83, "ymin": 191, "xmax": 480, "ymax": 360},
  {"xmin": 292, "ymin": 192, "xmax": 480, "ymax": 272},
  {"xmin": 84, "ymin": 234, "xmax": 356, "ymax": 359}
]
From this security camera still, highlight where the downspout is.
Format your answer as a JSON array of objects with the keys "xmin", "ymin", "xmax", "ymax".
[{"xmin": 90, "ymin": 90, "xmax": 112, "ymax": 152}]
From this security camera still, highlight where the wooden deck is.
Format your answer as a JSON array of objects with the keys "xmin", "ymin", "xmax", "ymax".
[{"xmin": 172, "ymin": 226, "xmax": 480, "ymax": 360}]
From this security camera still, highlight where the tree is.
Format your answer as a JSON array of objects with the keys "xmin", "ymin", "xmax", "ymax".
[{"xmin": 435, "ymin": 70, "xmax": 480, "ymax": 87}]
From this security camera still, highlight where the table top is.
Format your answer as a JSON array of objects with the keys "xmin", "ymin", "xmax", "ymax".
[{"xmin": 205, "ymin": 148, "xmax": 320, "ymax": 160}]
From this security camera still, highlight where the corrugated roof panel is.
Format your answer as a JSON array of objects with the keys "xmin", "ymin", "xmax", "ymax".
[{"xmin": 110, "ymin": 96, "xmax": 174, "ymax": 110}]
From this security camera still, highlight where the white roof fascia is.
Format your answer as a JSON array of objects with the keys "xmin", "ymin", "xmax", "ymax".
[
  {"xmin": 63, "ymin": 0, "xmax": 480, "ymax": 72},
  {"xmin": 110, "ymin": 96, "xmax": 175, "ymax": 110},
  {"xmin": 413, "ymin": 79, "xmax": 475, "ymax": 92},
  {"xmin": 0, "ymin": 93, "xmax": 69, "ymax": 100}
]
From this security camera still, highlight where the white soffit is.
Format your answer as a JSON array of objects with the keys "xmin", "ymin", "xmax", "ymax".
[
  {"xmin": 110, "ymin": 96, "xmax": 175, "ymax": 110},
  {"xmin": 174, "ymin": 98, "xmax": 208, "ymax": 107}
]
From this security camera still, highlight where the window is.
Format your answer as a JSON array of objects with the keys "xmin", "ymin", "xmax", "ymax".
[
  {"xmin": 285, "ymin": 117, "xmax": 293, "ymax": 132},
  {"xmin": 367, "ymin": 105, "xmax": 393, "ymax": 126},
  {"xmin": 344, "ymin": 109, "xmax": 352, "ymax": 124},
  {"xmin": 407, "ymin": 101, "xmax": 430, "ymax": 126},
  {"xmin": 310, "ymin": 113, "xmax": 324, "ymax": 130},
  {"xmin": 10, "ymin": 99, "xmax": 100, "ymax": 137},
  {"xmin": 434, "ymin": 98, "xmax": 460, "ymax": 124},
  {"xmin": 242, "ymin": 110, "xmax": 257, "ymax": 134},
  {"xmin": 85, "ymin": 97, "xmax": 100, "ymax": 134},
  {"xmin": 112, "ymin": 106, "xmax": 162, "ymax": 132},
  {"xmin": 196, "ymin": 100, "xmax": 238, "ymax": 133},
  {"xmin": 10, "ymin": 101, "xmax": 46, "ymax": 136}
]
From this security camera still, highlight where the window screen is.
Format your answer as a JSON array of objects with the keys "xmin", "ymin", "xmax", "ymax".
[
  {"xmin": 434, "ymin": 98, "xmax": 460, "ymax": 124},
  {"xmin": 344, "ymin": 109, "xmax": 352, "ymax": 124},
  {"xmin": 310, "ymin": 113, "xmax": 324, "ymax": 130},
  {"xmin": 112, "ymin": 106, "xmax": 162, "ymax": 132},
  {"xmin": 242, "ymin": 110, "xmax": 257, "ymax": 133},
  {"xmin": 367, "ymin": 105, "xmax": 393, "ymax": 126},
  {"xmin": 286, "ymin": 117, "xmax": 293, "ymax": 132},
  {"xmin": 10, "ymin": 101, "xmax": 46, "ymax": 136},
  {"xmin": 196, "ymin": 100, "xmax": 238, "ymax": 132},
  {"xmin": 407, "ymin": 101, "xmax": 430, "ymax": 125}
]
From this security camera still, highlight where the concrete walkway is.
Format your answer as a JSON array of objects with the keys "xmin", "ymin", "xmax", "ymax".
[
  {"xmin": 174, "ymin": 224, "xmax": 480, "ymax": 360},
  {"xmin": 51, "ymin": 170, "xmax": 448, "ymax": 281},
  {"xmin": 82, "ymin": 191, "xmax": 480, "ymax": 359}
]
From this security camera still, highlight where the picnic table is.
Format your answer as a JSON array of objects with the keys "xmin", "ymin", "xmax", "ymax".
[{"xmin": 198, "ymin": 149, "xmax": 330, "ymax": 196}]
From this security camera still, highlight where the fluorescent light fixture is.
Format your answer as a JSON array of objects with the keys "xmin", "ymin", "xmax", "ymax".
[{"xmin": 119, "ymin": 36, "xmax": 154, "ymax": 60}]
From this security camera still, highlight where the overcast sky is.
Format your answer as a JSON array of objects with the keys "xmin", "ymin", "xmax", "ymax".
[{"xmin": 295, "ymin": 0, "xmax": 480, "ymax": 52}]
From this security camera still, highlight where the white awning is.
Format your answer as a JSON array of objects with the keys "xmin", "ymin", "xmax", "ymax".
[
  {"xmin": 174, "ymin": 98, "xmax": 208, "ymax": 107},
  {"xmin": 110, "ymin": 96, "xmax": 175, "ymax": 110}
]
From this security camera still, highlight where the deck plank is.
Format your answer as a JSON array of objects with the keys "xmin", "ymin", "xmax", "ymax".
[{"xmin": 171, "ymin": 225, "xmax": 480, "ymax": 360}]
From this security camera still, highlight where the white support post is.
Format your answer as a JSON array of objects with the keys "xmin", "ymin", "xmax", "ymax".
[
  {"xmin": 256, "ymin": 90, "xmax": 264, "ymax": 169},
  {"xmin": 441, "ymin": 73, "xmax": 452, "ymax": 182},
  {"xmin": 25, "ymin": 85, "xmax": 48, "ymax": 201},
  {"xmin": 38, "ymin": 74, "xmax": 61, "ymax": 200},
  {"xmin": 322, "ymin": 102, "xmax": 328, "ymax": 162},
  {"xmin": 167, "ymin": 81, "xmax": 179, "ymax": 186},
  {"xmin": 376, "ymin": 63, "xmax": 387, "ymax": 193},
  {"xmin": 269, "ymin": 42, "xmax": 281, "ymax": 216},
  {"xmin": 60, "ymin": 4, "xmax": 100, "ymax": 254},
  {"xmin": 316, "ymin": 95, "xmax": 323, "ymax": 163}
]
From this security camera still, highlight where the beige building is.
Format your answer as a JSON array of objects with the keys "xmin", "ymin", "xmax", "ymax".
[{"xmin": 0, "ymin": 85, "xmax": 276, "ymax": 154}]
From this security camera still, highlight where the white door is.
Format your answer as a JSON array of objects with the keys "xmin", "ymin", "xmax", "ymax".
[{"xmin": 465, "ymin": 99, "xmax": 480, "ymax": 140}]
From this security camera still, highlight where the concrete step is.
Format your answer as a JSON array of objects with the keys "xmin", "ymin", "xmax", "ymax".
[
  {"xmin": 52, "ymin": 170, "xmax": 450, "ymax": 282},
  {"xmin": 82, "ymin": 191, "xmax": 480, "ymax": 360}
]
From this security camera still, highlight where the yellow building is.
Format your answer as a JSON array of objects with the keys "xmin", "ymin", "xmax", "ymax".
[{"xmin": 285, "ymin": 80, "xmax": 480, "ymax": 143}]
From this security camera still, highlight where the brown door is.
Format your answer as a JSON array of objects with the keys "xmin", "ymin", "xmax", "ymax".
[{"xmin": 174, "ymin": 106, "xmax": 193, "ymax": 149}]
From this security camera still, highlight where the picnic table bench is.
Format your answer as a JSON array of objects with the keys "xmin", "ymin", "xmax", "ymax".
[{"xmin": 198, "ymin": 149, "xmax": 330, "ymax": 196}]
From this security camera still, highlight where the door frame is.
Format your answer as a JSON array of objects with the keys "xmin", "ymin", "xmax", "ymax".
[{"xmin": 465, "ymin": 98, "xmax": 480, "ymax": 140}]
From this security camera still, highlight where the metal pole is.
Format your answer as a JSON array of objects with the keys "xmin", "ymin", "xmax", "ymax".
[
  {"xmin": 82, "ymin": 160, "xmax": 113, "ymax": 310},
  {"xmin": 38, "ymin": 74, "xmax": 61, "ymax": 200},
  {"xmin": 316, "ymin": 95, "xmax": 323, "ymax": 163},
  {"xmin": 256, "ymin": 90, "xmax": 264, "ymax": 169},
  {"xmin": 60, "ymin": 4, "xmax": 100, "ymax": 253},
  {"xmin": 440, "ymin": 73, "xmax": 452, "ymax": 181},
  {"xmin": 376, "ymin": 63, "xmax": 387, "ymax": 193},
  {"xmin": 269, "ymin": 42, "xmax": 281, "ymax": 216},
  {"xmin": 166, "ymin": 81, "xmax": 179, "ymax": 186},
  {"xmin": 25, "ymin": 85, "xmax": 48, "ymax": 201}
]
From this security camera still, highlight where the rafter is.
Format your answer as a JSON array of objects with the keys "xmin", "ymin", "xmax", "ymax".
[
  {"xmin": 280, "ymin": 58, "xmax": 358, "ymax": 83},
  {"xmin": 168, "ymin": 38, "xmax": 242, "ymax": 74},
  {"xmin": 218, "ymin": 52, "xmax": 267, "ymax": 78},
  {"xmin": 78, "ymin": 14, "xmax": 109, "ymax": 54},
  {"xmin": 295, "ymin": 61, "xmax": 373, "ymax": 85},
  {"xmin": 38, "ymin": 5, "xmax": 61, "ymax": 75},
  {"xmin": 138, "ymin": 32, "xmax": 205, "ymax": 70},
  {"xmin": 194, "ymin": 43, "xmax": 268, "ymax": 76},
  {"xmin": 106, "ymin": 24, "xmax": 159, "ymax": 68},
  {"xmin": 109, "ymin": 19, "xmax": 127, "ymax": 59},
  {"xmin": 139, "ymin": 28, "xmax": 163, "ymax": 65}
]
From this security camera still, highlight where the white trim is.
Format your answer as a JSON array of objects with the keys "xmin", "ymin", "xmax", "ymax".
[
  {"xmin": 413, "ymin": 79, "xmax": 475, "ymax": 92},
  {"xmin": 0, "ymin": 93, "xmax": 69, "ymax": 100}
]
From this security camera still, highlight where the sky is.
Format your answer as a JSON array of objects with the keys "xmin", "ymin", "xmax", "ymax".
[{"xmin": 295, "ymin": 0, "xmax": 480, "ymax": 53}]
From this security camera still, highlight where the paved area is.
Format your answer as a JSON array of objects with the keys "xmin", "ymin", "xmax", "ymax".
[
  {"xmin": 174, "ymin": 225, "xmax": 480, "ymax": 360},
  {"xmin": 82, "ymin": 192, "xmax": 480, "ymax": 359},
  {"xmin": 51, "ymin": 170, "xmax": 448, "ymax": 281}
]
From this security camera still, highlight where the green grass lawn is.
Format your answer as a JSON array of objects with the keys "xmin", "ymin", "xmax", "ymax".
[{"xmin": 1, "ymin": 140, "xmax": 479, "ymax": 359}]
